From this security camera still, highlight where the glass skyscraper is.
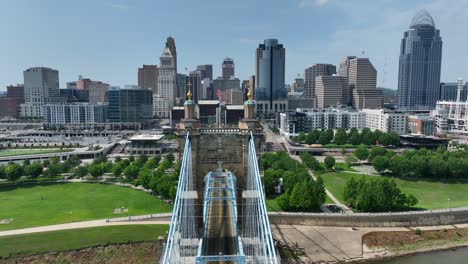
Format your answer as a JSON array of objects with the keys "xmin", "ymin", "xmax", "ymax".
[
  {"xmin": 397, "ymin": 9, "xmax": 442, "ymax": 110},
  {"xmin": 108, "ymin": 87, "xmax": 153, "ymax": 123},
  {"xmin": 255, "ymin": 39, "xmax": 287, "ymax": 103}
]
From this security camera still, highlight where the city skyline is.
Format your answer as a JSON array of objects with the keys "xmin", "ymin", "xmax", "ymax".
[{"xmin": 1, "ymin": 0, "xmax": 467, "ymax": 90}]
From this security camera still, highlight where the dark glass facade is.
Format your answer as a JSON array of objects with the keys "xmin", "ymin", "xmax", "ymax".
[
  {"xmin": 397, "ymin": 10, "xmax": 442, "ymax": 110},
  {"xmin": 255, "ymin": 39, "xmax": 287, "ymax": 102},
  {"xmin": 108, "ymin": 88, "xmax": 153, "ymax": 123}
]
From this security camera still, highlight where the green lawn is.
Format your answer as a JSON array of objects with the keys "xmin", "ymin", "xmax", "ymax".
[
  {"xmin": 0, "ymin": 224, "xmax": 169, "ymax": 258},
  {"xmin": 0, "ymin": 183, "xmax": 172, "ymax": 231},
  {"xmin": 0, "ymin": 149, "xmax": 71, "ymax": 157},
  {"xmin": 266, "ymin": 198, "xmax": 281, "ymax": 211},
  {"xmin": 321, "ymin": 172, "xmax": 468, "ymax": 210}
]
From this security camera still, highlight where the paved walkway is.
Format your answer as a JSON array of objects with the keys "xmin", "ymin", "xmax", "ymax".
[
  {"xmin": 0, "ymin": 213, "xmax": 171, "ymax": 237},
  {"xmin": 289, "ymin": 154, "xmax": 353, "ymax": 213}
]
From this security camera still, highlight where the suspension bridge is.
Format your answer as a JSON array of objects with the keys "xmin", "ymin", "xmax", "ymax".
[{"xmin": 160, "ymin": 131, "xmax": 279, "ymax": 263}]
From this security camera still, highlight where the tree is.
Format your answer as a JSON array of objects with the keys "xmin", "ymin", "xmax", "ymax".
[
  {"xmin": 361, "ymin": 128, "xmax": 376, "ymax": 145},
  {"xmin": 298, "ymin": 131, "xmax": 306, "ymax": 142},
  {"xmin": 324, "ymin": 156, "xmax": 335, "ymax": 170},
  {"xmin": 124, "ymin": 163, "xmax": 140, "ymax": 179},
  {"xmin": 354, "ymin": 146, "xmax": 369, "ymax": 161},
  {"xmin": 5, "ymin": 163, "xmax": 22, "ymax": 182},
  {"xmin": 23, "ymin": 159, "xmax": 31, "ymax": 167},
  {"xmin": 25, "ymin": 162, "xmax": 43, "ymax": 178},
  {"xmin": 46, "ymin": 163, "xmax": 63, "ymax": 176},
  {"xmin": 112, "ymin": 163, "xmax": 123, "ymax": 177},
  {"xmin": 373, "ymin": 156, "xmax": 389, "ymax": 173},
  {"xmin": 305, "ymin": 130, "xmax": 320, "ymax": 144},
  {"xmin": 138, "ymin": 169, "xmax": 153, "ymax": 189},
  {"xmin": 88, "ymin": 163, "xmax": 103, "ymax": 178},
  {"xmin": 137, "ymin": 154, "xmax": 148, "ymax": 166},
  {"xmin": 264, "ymin": 170, "xmax": 281, "ymax": 195},
  {"xmin": 0, "ymin": 165, "xmax": 6, "ymax": 179},
  {"xmin": 345, "ymin": 155, "xmax": 357, "ymax": 166},
  {"xmin": 343, "ymin": 177, "xmax": 358, "ymax": 206},
  {"xmin": 368, "ymin": 147, "xmax": 387, "ymax": 162},
  {"xmin": 325, "ymin": 129, "xmax": 334, "ymax": 143},
  {"xmin": 166, "ymin": 152, "xmax": 175, "ymax": 166},
  {"xmin": 65, "ymin": 155, "xmax": 81, "ymax": 168},
  {"xmin": 388, "ymin": 132, "xmax": 400, "ymax": 146},
  {"xmin": 73, "ymin": 165, "xmax": 88, "ymax": 177},
  {"xmin": 348, "ymin": 133, "xmax": 361, "ymax": 146},
  {"xmin": 300, "ymin": 152, "xmax": 321, "ymax": 171},
  {"xmin": 152, "ymin": 155, "xmax": 162, "ymax": 166},
  {"xmin": 334, "ymin": 128, "xmax": 347, "ymax": 145},
  {"xmin": 318, "ymin": 131, "xmax": 330, "ymax": 145}
]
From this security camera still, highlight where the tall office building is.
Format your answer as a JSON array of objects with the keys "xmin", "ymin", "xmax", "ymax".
[
  {"xmin": 222, "ymin": 58, "xmax": 235, "ymax": 79},
  {"xmin": 291, "ymin": 75, "xmax": 304, "ymax": 93},
  {"xmin": 21, "ymin": 67, "xmax": 60, "ymax": 117},
  {"xmin": 349, "ymin": 58, "xmax": 383, "ymax": 109},
  {"xmin": 158, "ymin": 43, "xmax": 177, "ymax": 104},
  {"xmin": 138, "ymin": 65, "xmax": 159, "ymax": 94},
  {"xmin": 188, "ymin": 71, "xmax": 203, "ymax": 103},
  {"xmin": 338, "ymin": 56, "xmax": 356, "ymax": 77},
  {"xmin": 315, "ymin": 75, "xmax": 349, "ymax": 108},
  {"xmin": 397, "ymin": 10, "xmax": 443, "ymax": 110},
  {"xmin": 197, "ymin": 64, "xmax": 213, "ymax": 80},
  {"xmin": 67, "ymin": 77, "xmax": 109, "ymax": 103},
  {"xmin": 255, "ymin": 39, "xmax": 287, "ymax": 116},
  {"xmin": 176, "ymin": 73, "xmax": 188, "ymax": 103},
  {"xmin": 440, "ymin": 82, "xmax": 468, "ymax": 102},
  {"xmin": 304, "ymin": 64, "xmax": 336, "ymax": 98},
  {"xmin": 166, "ymin": 36, "xmax": 177, "ymax": 73},
  {"xmin": 108, "ymin": 87, "xmax": 153, "ymax": 123}
]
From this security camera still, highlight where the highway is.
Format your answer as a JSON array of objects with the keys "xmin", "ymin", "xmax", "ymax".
[{"xmin": 202, "ymin": 175, "xmax": 237, "ymax": 263}]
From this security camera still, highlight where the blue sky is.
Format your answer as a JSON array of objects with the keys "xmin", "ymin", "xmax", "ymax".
[{"xmin": 1, "ymin": 0, "xmax": 467, "ymax": 90}]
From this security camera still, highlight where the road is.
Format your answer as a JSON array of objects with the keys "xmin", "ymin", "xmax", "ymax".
[
  {"xmin": 0, "ymin": 213, "xmax": 171, "ymax": 237},
  {"xmin": 202, "ymin": 175, "xmax": 237, "ymax": 263}
]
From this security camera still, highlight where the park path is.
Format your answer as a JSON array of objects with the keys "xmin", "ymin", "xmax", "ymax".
[
  {"xmin": 289, "ymin": 155, "xmax": 353, "ymax": 214},
  {"xmin": 0, "ymin": 213, "xmax": 171, "ymax": 237}
]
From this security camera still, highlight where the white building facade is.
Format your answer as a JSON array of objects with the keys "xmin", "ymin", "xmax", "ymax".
[{"xmin": 44, "ymin": 103, "xmax": 107, "ymax": 127}]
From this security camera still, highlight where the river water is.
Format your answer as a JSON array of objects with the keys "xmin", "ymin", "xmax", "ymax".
[{"xmin": 379, "ymin": 247, "xmax": 468, "ymax": 264}]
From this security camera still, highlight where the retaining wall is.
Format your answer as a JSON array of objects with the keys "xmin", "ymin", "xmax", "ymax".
[{"xmin": 268, "ymin": 207, "xmax": 468, "ymax": 227}]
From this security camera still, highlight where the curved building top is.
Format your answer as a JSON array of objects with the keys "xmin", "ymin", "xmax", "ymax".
[{"xmin": 410, "ymin": 9, "xmax": 435, "ymax": 29}]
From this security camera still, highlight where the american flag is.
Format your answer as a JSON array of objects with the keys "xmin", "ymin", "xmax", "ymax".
[{"xmin": 217, "ymin": 88, "xmax": 222, "ymax": 102}]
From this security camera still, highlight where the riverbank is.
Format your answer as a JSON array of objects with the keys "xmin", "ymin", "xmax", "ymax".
[{"xmin": 350, "ymin": 227, "xmax": 468, "ymax": 263}]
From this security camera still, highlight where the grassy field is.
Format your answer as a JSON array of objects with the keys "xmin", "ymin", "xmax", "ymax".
[
  {"xmin": 0, "ymin": 183, "xmax": 172, "ymax": 231},
  {"xmin": 0, "ymin": 225, "xmax": 169, "ymax": 258},
  {"xmin": 321, "ymin": 172, "xmax": 468, "ymax": 210},
  {"xmin": 0, "ymin": 149, "xmax": 71, "ymax": 157}
]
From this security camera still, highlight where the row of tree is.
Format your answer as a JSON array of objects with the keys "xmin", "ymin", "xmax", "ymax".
[
  {"xmin": 292, "ymin": 128, "xmax": 400, "ymax": 147},
  {"xmin": 0, "ymin": 153, "xmax": 180, "ymax": 200},
  {"xmin": 343, "ymin": 177, "xmax": 418, "ymax": 212},
  {"xmin": 262, "ymin": 151, "xmax": 326, "ymax": 212},
  {"xmin": 0, "ymin": 155, "xmax": 82, "ymax": 182},
  {"xmin": 372, "ymin": 147, "xmax": 468, "ymax": 179}
]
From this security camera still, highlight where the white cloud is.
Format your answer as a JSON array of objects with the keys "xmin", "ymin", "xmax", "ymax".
[
  {"xmin": 108, "ymin": 3, "xmax": 129, "ymax": 9},
  {"xmin": 299, "ymin": 0, "xmax": 330, "ymax": 8}
]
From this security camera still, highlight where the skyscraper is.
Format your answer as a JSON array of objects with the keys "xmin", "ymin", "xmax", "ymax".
[
  {"xmin": 338, "ymin": 56, "xmax": 356, "ymax": 77},
  {"xmin": 255, "ymin": 39, "xmax": 287, "ymax": 108},
  {"xmin": 20, "ymin": 67, "xmax": 60, "ymax": 117},
  {"xmin": 349, "ymin": 58, "xmax": 383, "ymax": 109},
  {"xmin": 222, "ymin": 58, "xmax": 235, "ymax": 79},
  {"xmin": 108, "ymin": 87, "xmax": 153, "ymax": 123},
  {"xmin": 158, "ymin": 44, "xmax": 177, "ymax": 103},
  {"xmin": 315, "ymin": 75, "xmax": 349, "ymax": 108},
  {"xmin": 138, "ymin": 65, "xmax": 159, "ymax": 94},
  {"xmin": 397, "ymin": 9, "xmax": 443, "ymax": 110},
  {"xmin": 166, "ymin": 36, "xmax": 177, "ymax": 73},
  {"xmin": 304, "ymin": 64, "xmax": 336, "ymax": 99},
  {"xmin": 196, "ymin": 64, "xmax": 213, "ymax": 80}
]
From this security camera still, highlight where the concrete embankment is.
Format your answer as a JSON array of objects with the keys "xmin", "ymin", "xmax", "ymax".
[{"xmin": 269, "ymin": 207, "xmax": 468, "ymax": 227}]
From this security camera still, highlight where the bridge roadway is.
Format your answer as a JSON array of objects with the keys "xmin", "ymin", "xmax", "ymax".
[{"xmin": 201, "ymin": 173, "xmax": 238, "ymax": 263}]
